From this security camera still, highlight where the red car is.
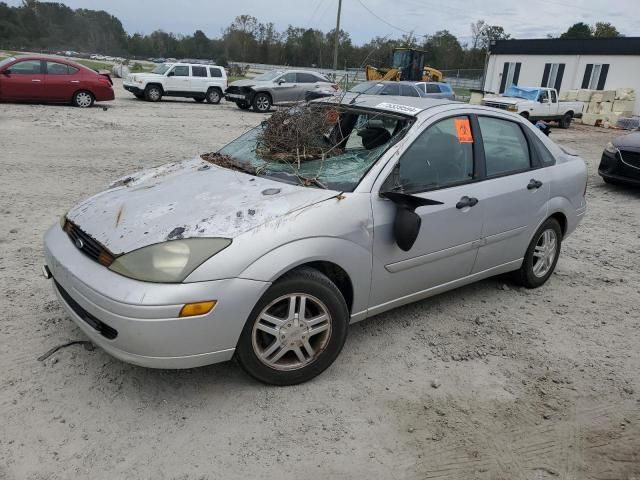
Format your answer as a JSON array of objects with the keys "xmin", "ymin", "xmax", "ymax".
[{"xmin": 0, "ymin": 55, "xmax": 114, "ymax": 108}]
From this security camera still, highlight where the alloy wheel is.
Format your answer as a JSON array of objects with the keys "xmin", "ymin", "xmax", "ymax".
[
  {"xmin": 75, "ymin": 92, "xmax": 92, "ymax": 108},
  {"xmin": 532, "ymin": 229, "xmax": 557, "ymax": 278},
  {"xmin": 251, "ymin": 294, "xmax": 332, "ymax": 371},
  {"xmin": 256, "ymin": 96, "xmax": 270, "ymax": 111}
]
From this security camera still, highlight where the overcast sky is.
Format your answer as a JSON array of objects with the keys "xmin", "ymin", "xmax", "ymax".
[{"xmin": 6, "ymin": 0, "xmax": 636, "ymax": 44}]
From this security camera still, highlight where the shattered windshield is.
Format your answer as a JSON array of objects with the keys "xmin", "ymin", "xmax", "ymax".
[
  {"xmin": 209, "ymin": 105, "xmax": 412, "ymax": 191},
  {"xmin": 152, "ymin": 64, "xmax": 171, "ymax": 75},
  {"xmin": 504, "ymin": 86, "xmax": 540, "ymax": 100}
]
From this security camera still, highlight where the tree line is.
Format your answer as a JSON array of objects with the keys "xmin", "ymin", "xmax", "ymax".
[{"xmin": 0, "ymin": 1, "xmax": 623, "ymax": 70}]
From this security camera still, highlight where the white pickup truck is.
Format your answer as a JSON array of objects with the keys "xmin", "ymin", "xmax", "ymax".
[{"xmin": 482, "ymin": 86, "xmax": 584, "ymax": 128}]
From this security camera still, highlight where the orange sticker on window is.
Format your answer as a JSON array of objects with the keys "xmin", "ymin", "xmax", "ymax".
[{"xmin": 454, "ymin": 118, "xmax": 473, "ymax": 143}]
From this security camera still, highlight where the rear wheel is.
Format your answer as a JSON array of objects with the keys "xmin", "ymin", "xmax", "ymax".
[
  {"xmin": 206, "ymin": 88, "xmax": 221, "ymax": 104},
  {"xmin": 72, "ymin": 90, "xmax": 94, "ymax": 108},
  {"xmin": 559, "ymin": 112, "xmax": 572, "ymax": 129},
  {"xmin": 514, "ymin": 218, "xmax": 562, "ymax": 288},
  {"xmin": 144, "ymin": 85, "xmax": 162, "ymax": 102},
  {"xmin": 236, "ymin": 101, "xmax": 251, "ymax": 110},
  {"xmin": 235, "ymin": 267, "xmax": 349, "ymax": 385},
  {"xmin": 252, "ymin": 92, "xmax": 271, "ymax": 113}
]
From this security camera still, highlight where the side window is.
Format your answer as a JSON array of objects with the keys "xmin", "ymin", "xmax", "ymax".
[
  {"xmin": 296, "ymin": 72, "xmax": 319, "ymax": 83},
  {"xmin": 8, "ymin": 60, "xmax": 41, "ymax": 74},
  {"xmin": 531, "ymin": 136, "xmax": 556, "ymax": 166},
  {"xmin": 382, "ymin": 83, "xmax": 399, "ymax": 95},
  {"xmin": 46, "ymin": 61, "xmax": 76, "ymax": 75},
  {"xmin": 550, "ymin": 90, "xmax": 557, "ymax": 103},
  {"xmin": 425, "ymin": 84, "xmax": 440, "ymax": 94},
  {"xmin": 400, "ymin": 84, "xmax": 419, "ymax": 97},
  {"xmin": 479, "ymin": 117, "xmax": 531, "ymax": 176},
  {"xmin": 191, "ymin": 66, "xmax": 207, "ymax": 77},
  {"xmin": 539, "ymin": 90, "xmax": 549, "ymax": 102},
  {"xmin": 171, "ymin": 66, "xmax": 189, "ymax": 76},
  {"xmin": 278, "ymin": 72, "xmax": 296, "ymax": 83},
  {"xmin": 209, "ymin": 67, "xmax": 222, "ymax": 78},
  {"xmin": 395, "ymin": 116, "xmax": 474, "ymax": 191}
]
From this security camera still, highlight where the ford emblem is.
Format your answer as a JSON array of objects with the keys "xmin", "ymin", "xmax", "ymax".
[{"xmin": 75, "ymin": 238, "xmax": 84, "ymax": 249}]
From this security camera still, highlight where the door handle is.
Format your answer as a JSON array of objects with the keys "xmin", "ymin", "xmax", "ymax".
[
  {"xmin": 70, "ymin": 80, "xmax": 80, "ymax": 83},
  {"xmin": 527, "ymin": 179, "xmax": 543, "ymax": 190},
  {"xmin": 31, "ymin": 79, "xmax": 41, "ymax": 82},
  {"xmin": 456, "ymin": 196, "xmax": 479, "ymax": 209}
]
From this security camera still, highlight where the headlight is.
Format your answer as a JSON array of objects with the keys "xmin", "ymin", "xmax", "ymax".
[
  {"xmin": 507, "ymin": 104, "xmax": 518, "ymax": 112},
  {"xmin": 604, "ymin": 141, "xmax": 618, "ymax": 155},
  {"xmin": 109, "ymin": 238, "xmax": 231, "ymax": 283}
]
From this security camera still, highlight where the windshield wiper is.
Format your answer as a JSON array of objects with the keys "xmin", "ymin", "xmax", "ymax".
[{"xmin": 298, "ymin": 176, "xmax": 328, "ymax": 189}]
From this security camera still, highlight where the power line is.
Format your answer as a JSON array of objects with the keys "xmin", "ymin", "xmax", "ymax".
[{"xmin": 355, "ymin": 0, "xmax": 415, "ymax": 35}]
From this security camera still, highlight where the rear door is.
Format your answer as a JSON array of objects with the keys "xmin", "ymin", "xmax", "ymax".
[
  {"xmin": 472, "ymin": 115, "xmax": 551, "ymax": 273},
  {"xmin": 190, "ymin": 65, "xmax": 208, "ymax": 94},
  {"xmin": 44, "ymin": 61, "xmax": 81, "ymax": 101},
  {"xmin": 0, "ymin": 59, "xmax": 45, "ymax": 99},
  {"xmin": 296, "ymin": 72, "xmax": 324, "ymax": 100}
]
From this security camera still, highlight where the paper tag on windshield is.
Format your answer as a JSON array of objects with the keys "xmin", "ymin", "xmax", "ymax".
[
  {"xmin": 375, "ymin": 102, "xmax": 422, "ymax": 115},
  {"xmin": 454, "ymin": 118, "xmax": 473, "ymax": 143}
]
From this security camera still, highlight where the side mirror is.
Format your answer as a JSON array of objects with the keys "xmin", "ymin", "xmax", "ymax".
[
  {"xmin": 277, "ymin": 79, "xmax": 285, "ymax": 85},
  {"xmin": 380, "ymin": 191, "xmax": 443, "ymax": 251},
  {"xmin": 167, "ymin": 71, "xmax": 174, "ymax": 77},
  {"xmin": 2, "ymin": 69, "xmax": 11, "ymax": 75}
]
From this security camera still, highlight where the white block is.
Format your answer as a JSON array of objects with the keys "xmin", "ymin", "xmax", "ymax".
[
  {"xmin": 600, "ymin": 102, "xmax": 613, "ymax": 113},
  {"xmin": 580, "ymin": 113, "xmax": 601, "ymax": 126},
  {"xmin": 591, "ymin": 92, "xmax": 603, "ymax": 103},
  {"xmin": 558, "ymin": 91, "xmax": 569, "ymax": 101},
  {"xmin": 577, "ymin": 89, "xmax": 594, "ymax": 102},
  {"xmin": 566, "ymin": 90, "xmax": 578, "ymax": 101},
  {"xmin": 615, "ymin": 88, "xmax": 635, "ymax": 100},
  {"xmin": 601, "ymin": 90, "xmax": 615, "ymax": 102},
  {"xmin": 587, "ymin": 101, "xmax": 601, "ymax": 114},
  {"xmin": 612, "ymin": 100, "xmax": 635, "ymax": 114}
]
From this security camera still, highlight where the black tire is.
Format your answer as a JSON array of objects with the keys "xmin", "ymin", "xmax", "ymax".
[
  {"xmin": 144, "ymin": 84, "xmax": 162, "ymax": 102},
  {"xmin": 559, "ymin": 112, "xmax": 572, "ymax": 129},
  {"xmin": 236, "ymin": 101, "xmax": 251, "ymax": 110},
  {"xmin": 252, "ymin": 92, "xmax": 271, "ymax": 112},
  {"xmin": 134, "ymin": 93, "xmax": 145, "ymax": 99},
  {"xmin": 520, "ymin": 111, "xmax": 530, "ymax": 121},
  {"xmin": 205, "ymin": 88, "xmax": 222, "ymax": 104},
  {"xmin": 72, "ymin": 90, "xmax": 94, "ymax": 108},
  {"xmin": 235, "ymin": 267, "xmax": 349, "ymax": 385},
  {"xmin": 514, "ymin": 218, "xmax": 562, "ymax": 288},
  {"xmin": 194, "ymin": 97, "xmax": 205, "ymax": 103}
]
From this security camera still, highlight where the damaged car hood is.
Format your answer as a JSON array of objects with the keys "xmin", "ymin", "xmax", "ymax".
[{"xmin": 66, "ymin": 158, "xmax": 338, "ymax": 255}]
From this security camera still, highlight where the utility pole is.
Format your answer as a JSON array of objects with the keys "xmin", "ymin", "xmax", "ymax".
[{"xmin": 332, "ymin": 0, "xmax": 342, "ymax": 71}]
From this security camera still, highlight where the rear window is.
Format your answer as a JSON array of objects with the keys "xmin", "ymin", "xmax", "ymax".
[
  {"xmin": 209, "ymin": 67, "xmax": 222, "ymax": 78},
  {"xmin": 400, "ymin": 84, "xmax": 419, "ymax": 97},
  {"xmin": 191, "ymin": 66, "xmax": 207, "ymax": 77},
  {"xmin": 382, "ymin": 83, "xmax": 400, "ymax": 95},
  {"xmin": 46, "ymin": 61, "xmax": 78, "ymax": 75},
  {"xmin": 425, "ymin": 84, "xmax": 440, "ymax": 93}
]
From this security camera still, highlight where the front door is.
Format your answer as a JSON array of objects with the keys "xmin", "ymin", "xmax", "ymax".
[
  {"xmin": 472, "ymin": 115, "xmax": 551, "ymax": 273},
  {"xmin": 271, "ymin": 72, "xmax": 298, "ymax": 103},
  {"xmin": 369, "ymin": 114, "xmax": 486, "ymax": 313},
  {"xmin": 165, "ymin": 65, "xmax": 190, "ymax": 94},
  {"xmin": 0, "ymin": 59, "xmax": 44, "ymax": 100}
]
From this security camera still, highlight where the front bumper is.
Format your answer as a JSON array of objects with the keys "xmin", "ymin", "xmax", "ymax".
[
  {"xmin": 43, "ymin": 224, "xmax": 269, "ymax": 369},
  {"xmin": 224, "ymin": 92, "xmax": 251, "ymax": 103},
  {"xmin": 598, "ymin": 150, "xmax": 640, "ymax": 186},
  {"xmin": 123, "ymin": 84, "xmax": 145, "ymax": 95}
]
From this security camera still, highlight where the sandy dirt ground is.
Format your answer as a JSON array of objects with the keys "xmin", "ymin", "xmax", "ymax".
[{"xmin": 1, "ymin": 81, "xmax": 639, "ymax": 480}]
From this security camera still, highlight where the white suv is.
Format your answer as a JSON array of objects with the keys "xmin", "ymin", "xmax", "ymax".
[{"xmin": 124, "ymin": 63, "xmax": 227, "ymax": 104}]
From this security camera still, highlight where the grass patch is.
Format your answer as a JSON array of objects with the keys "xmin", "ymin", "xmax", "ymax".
[
  {"xmin": 453, "ymin": 87, "xmax": 471, "ymax": 98},
  {"xmin": 228, "ymin": 76, "xmax": 248, "ymax": 83},
  {"xmin": 129, "ymin": 62, "xmax": 153, "ymax": 73},
  {"xmin": 75, "ymin": 59, "xmax": 112, "ymax": 71}
]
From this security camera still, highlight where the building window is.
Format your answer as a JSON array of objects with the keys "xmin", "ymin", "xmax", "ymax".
[
  {"xmin": 582, "ymin": 64, "xmax": 610, "ymax": 90},
  {"xmin": 541, "ymin": 63, "xmax": 565, "ymax": 91},
  {"xmin": 499, "ymin": 62, "xmax": 521, "ymax": 93}
]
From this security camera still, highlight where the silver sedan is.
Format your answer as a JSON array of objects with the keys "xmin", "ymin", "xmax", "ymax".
[{"xmin": 43, "ymin": 95, "xmax": 587, "ymax": 385}]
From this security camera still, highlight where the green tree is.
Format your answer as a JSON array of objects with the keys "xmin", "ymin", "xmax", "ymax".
[
  {"xmin": 592, "ymin": 22, "xmax": 621, "ymax": 37},
  {"xmin": 560, "ymin": 22, "xmax": 592, "ymax": 39}
]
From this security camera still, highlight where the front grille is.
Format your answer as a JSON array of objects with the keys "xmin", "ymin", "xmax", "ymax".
[
  {"xmin": 54, "ymin": 280, "xmax": 118, "ymax": 340},
  {"xmin": 620, "ymin": 150, "xmax": 640, "ymax": 170},
  {"xmin": 225, "ymin": 85, "xmax": 251, "ymax": 94},
  {"xmin": 482, "ymin": 101, "xmax": 509, "ymax": 110},
  {"xmin": 63, "ymin": 220, "xmax": 115, "ymax": 267}
]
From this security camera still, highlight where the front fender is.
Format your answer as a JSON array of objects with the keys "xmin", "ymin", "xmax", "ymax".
[{"xmin": 239, "ymin": 237, "xmax": 372, "ymax": 319}]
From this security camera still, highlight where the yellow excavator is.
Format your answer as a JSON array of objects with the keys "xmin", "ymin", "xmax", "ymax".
[{"xmin": 366, "ymin": 48, "xmax": 443, "ymax": 82}]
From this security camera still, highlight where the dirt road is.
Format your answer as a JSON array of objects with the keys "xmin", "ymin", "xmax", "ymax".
[{"xmin": 1, "ymin": 82, "xmax": 638, "ymax": 479}]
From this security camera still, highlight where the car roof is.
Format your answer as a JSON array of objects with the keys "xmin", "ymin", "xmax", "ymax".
[
  {"xmin": 9, "ymin": 54, "xmax": 92, "ymax": 70},
  {"xmin": 317, "ymin": 93, "xmax": 453, "ymax": 116}
]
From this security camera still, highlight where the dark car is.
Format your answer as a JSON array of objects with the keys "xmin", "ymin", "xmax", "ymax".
[
  {"xmin": 599, "ymin": 132, "xmax": 640, "ymax": 186},
  {"xmin": 0, "ymin": 55, "xmax": 114, "ymax": 108},
  {"xmin": 349, "ymin": 80, "xmax": 455, "ymax": 100}
]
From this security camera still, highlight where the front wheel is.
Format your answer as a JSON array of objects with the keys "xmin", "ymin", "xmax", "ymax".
[
  {"xmin": 252, "ymin": 92, "xmax": 271, "ymax": 112},
  {"xmin": 144, "ymin": 85, "xmax": 162, "ymax": 102},
  {"xmin": 235, "ymin": 267, "xmax": 349, "ymax": 385},
  {"xmin": 72, "ymin": 90, "xmax": 94, "ymax": 108},
  {"xmin": 514, "ymin": 218, "xmax": 562, "ymax": 288}
]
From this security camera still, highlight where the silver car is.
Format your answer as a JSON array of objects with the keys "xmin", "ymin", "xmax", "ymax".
[
  {"xmin": 225, "ymin": 69, "xmax": 337, "ymax": 112},
  {"xmin": 43, "ymin": 95, "xmax": 587, "ymax": 385}
]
